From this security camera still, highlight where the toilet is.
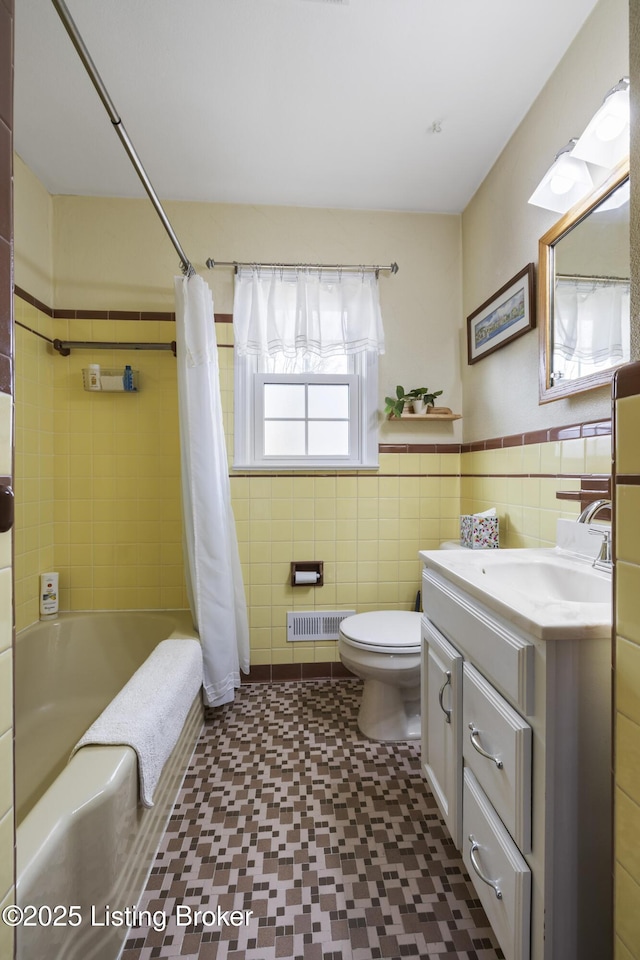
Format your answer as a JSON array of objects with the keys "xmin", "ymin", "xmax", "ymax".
[{"xmin": 338, "ymin": 540, "xmax": 466, "ymax": 741}]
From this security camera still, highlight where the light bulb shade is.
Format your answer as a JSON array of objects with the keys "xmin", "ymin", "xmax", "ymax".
[
  {"xmin": 528, "ymin": 151, "xmax": 594, "ymax": 213},
  {"xmin": 571, "ymin": 85, "xmax": 630, "ymax": 168}
]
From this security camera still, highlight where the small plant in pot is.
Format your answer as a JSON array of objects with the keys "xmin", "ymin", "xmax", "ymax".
[
  {"xmin": 406, "ymin": 387, "xmax": 443, "ymax": 414},
  {"xmin": 384, "ymin": 385, "xmax": 443, "ymax": 418}
]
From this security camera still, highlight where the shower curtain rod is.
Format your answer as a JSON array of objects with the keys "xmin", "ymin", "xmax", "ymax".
[
  {"xmin": 51, "ymin": 0, "xmax": 195, "ymax": 278},
  {"xmin": 206, "ymin": 259, "xmax": 399, "ymax": 275}
]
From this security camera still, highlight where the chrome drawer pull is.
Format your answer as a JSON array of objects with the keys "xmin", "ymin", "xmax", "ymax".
[
  {"xmin": 468, "ymin": 723, "xmax": 503, "ymax": 769},
  {"xmin": 438, "ymin": 670, "xmax": 452, "ymax": 723},
  {"xmin": 468, "ymin": 835, "xmax": 503, "ymax": 899}
]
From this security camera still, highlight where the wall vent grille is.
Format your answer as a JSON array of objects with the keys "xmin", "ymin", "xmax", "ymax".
[{"xmin": 287, "ymin": 610, "xmax": 355, "ymax": 641}]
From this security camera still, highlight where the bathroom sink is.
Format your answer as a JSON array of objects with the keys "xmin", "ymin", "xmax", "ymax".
[
  {"xmin": 471, "ymin": 552, "xmax": 611, "ymax": 604},
  {"xmin": 418, "ymin": 546, "xmax": 612, "ymax": 639}
]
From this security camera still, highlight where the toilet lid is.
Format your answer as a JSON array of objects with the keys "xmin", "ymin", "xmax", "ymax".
[{"xmin": 339, "ymin": 611, "xmax": 422, "ymax": 653}]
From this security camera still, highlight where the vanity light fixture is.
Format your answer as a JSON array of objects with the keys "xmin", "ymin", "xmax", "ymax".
[
  {"xmin": 528, "ymin": 140, "xmax": 594, "ymax": 213},
  {"xmin": 529, "ymin": 78, "xmax": 630, "ymax": 214},
  {"xmin": 571, "ymin": 77, "xmax": 630, "ymax": 169}
]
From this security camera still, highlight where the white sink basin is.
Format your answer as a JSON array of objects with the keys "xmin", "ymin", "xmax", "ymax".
[
  {"xmin": 419, "ymin": 546, "xmax": 612, "ymax": 639},
  {"xmin": 471, "ymin": 552, "xmax": 611, "ymax": 604}
]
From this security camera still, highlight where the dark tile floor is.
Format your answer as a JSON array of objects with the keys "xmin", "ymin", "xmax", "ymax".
[{"xmin": 121, "ymin": 680, "xmax": 503, "ymax": 960}]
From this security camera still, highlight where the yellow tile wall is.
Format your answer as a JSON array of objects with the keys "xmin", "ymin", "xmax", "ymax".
[
  {"xmin": 53, "ymin": 317, "xmax": 189, "ymax": 615},
  {"xmin": 460, "ymin": 435, "xmax": 611, "ymax": 548},
  {"xmin": 615, "ymin": 392, "xmax": 640, "ymax": 960},
  {"xmin": 14, "ymin": 304, "xmax": 189, "ymax": 630},
  {"xmin": 14, "ymin": 300, "xmax": 55, "ymax": 630},
  {"xmin": 231, "ymin": 453, "xmax": 461, "ymax": 665}
]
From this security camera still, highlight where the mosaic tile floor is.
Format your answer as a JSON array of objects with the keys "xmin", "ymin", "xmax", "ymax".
[{"xmin": 121, "ymin": 680, "xmax": 504, "ymax": 960}]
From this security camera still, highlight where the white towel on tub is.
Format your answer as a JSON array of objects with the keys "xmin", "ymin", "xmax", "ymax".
[{"xmin": 71, "ymin": 638, "xmax": 203, "ymax": 807}]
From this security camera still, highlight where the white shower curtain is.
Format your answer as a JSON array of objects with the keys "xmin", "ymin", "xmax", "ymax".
[{"xmin": 175, "ymin": 274, "xmax": 249, "ymax": 707}]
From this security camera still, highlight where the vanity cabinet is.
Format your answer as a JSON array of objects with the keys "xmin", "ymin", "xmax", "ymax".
[{"xmin": 420, "ymin": 560, "xmax": 612, "ymax": 960}]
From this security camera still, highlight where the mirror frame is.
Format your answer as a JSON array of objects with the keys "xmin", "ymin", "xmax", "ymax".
[{"xmin": 538, "ymin": 158, "xmax": 630, "ymax": 403}]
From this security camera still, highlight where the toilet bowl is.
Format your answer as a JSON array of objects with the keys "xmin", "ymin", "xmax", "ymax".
[
  {"xmin": 338, "ymin": 610, "xmax": 423, "ymax": 741},
  {"xmin": 340, "ymin": 541, "xmax": 470, "ymax": 741}
]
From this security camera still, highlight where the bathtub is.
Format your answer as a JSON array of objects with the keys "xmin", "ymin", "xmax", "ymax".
[{"xmin": 14, "ymin": 611, "xmax": 204, "ymax": 960}]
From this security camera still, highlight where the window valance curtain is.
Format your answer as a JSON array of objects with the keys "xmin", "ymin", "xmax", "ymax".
[
  {"xmin": 233, "ymin": 266, "xmax": 386, "ymax": 358},
  {"xmin": 554, "ymin": 277, "xmax": 629, "ymax": 365}
]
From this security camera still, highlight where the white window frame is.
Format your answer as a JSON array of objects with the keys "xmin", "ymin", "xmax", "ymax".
[{"xmin": 234, "ymin": 351, "xmax": 379, "ymax": 471}]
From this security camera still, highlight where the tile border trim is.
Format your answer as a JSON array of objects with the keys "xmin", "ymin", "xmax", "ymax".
[
  {"xmin": 380, "ymin": 420, "xmax": 611, "ymax": 456},
  {"xmin": 241, "ymin": 661, "xmax": 356, "ymax": 683},
  {"xmin": 14, "ymin": 286, "xmax": 232, "ymax": 324}
]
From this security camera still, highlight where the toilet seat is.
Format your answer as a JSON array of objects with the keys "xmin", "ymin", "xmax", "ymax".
[{"xmin": 339, "ymin": 610, "xmax": 422, "ymax": 655}]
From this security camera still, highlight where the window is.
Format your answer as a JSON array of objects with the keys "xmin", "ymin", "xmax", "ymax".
[
  {"xmin": 234, "ymin": 351, "xmax": 379, "ymax": 470},
  {"xmin": 232, "ymin": 266, "xmax": 384, "ymax": 471}
]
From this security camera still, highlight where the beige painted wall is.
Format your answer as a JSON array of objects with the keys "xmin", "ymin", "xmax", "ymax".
[
  {"xmin": 461, "ymin": 0, "xmax": 629, "ymax": 442},
  {"xmin": 48, "ymin": 194, "xmax": 463, "ymax": 447},
  {"xmin": 13, "ymin": 154, "xmax": 54, "ymax": 306}
]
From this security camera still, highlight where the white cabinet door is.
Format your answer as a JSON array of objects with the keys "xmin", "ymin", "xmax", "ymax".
[{"xmin": 421, "ymin": 617, "xmax": 463, "ymax": 849}]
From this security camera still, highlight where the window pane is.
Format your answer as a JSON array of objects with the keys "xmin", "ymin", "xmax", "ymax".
[
  {"xmin": 308, "ymin": 383, "xmax": 349, "ymax": 419},
  {"xmin": 264, "ymin": 420, "xmax": 306, "ymax": 456},
  {"xmin": 308, "ymin": 421, "xmax": 349, "ymax": 456},
  {"xmin": 264, "ymin": 383, "xmax": 306, "ymax": 419}
]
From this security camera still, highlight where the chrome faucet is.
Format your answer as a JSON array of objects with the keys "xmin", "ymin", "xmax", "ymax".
[
  {"xmin": 589, "ymin": 526, "xmax": 613, "ymax": 570},
  {"xmin": 577, "ymin": 499, "xmax": 613, "ymax": 570},
  {"xmin": 577, "ymin": 499, "xmax": 611, "ymax": 524}
]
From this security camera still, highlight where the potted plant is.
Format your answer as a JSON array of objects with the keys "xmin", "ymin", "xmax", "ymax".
[
  {"xmin": 406, "ymin": 386, "xmax": 443, "ymax": 414},
  {"xmin": 384, "ymin": 385, "xmax": 443, "ymax": 418}
]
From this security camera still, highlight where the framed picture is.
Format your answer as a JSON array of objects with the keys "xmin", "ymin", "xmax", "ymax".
[{"xmin": 467, "ymin": 263, "xmax": 536, "ymax": 364}]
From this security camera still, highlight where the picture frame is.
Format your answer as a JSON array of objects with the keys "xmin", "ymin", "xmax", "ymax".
[{"xmin": 467, "ymin": 263, "xmax": 536, "ymax": 364}]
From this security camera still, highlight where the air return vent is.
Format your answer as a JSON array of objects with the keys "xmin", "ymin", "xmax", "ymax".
[{"xmin": 287, "ymin": 610, "xmax": 355, "ymax": 642}]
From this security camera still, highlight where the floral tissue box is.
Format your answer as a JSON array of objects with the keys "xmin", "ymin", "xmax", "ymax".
[{"xmin": 460, "ymin": 515, "xmax": 500, "ymax": 550}]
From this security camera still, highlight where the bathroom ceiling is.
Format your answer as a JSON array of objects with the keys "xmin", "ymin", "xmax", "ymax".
[{"xmin": 14, "ymin": 0, "xmax": 601, "ymax": 214}]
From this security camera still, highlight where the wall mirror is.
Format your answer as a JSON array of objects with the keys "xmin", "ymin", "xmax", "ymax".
[{"xmin": 538, "ymin": 159, "xmax": 630, "ymax": 403}]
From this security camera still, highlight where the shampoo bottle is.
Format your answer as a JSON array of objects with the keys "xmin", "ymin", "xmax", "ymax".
[
  {"xmin": 87, "ymin": 363, "xmax": 101, "ymax": 390},
  {"xmin": 123, "ymin": 365, "xmax": 134, "ymax": 391},
  {"xmin": 40, "ymin": 572, "xmax": 59, "ymax": 619}
]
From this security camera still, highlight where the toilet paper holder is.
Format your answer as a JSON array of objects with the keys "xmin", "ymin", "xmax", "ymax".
[{"xmin": 291, "ymin": 561, "xmax": 324, "ymax": 587}]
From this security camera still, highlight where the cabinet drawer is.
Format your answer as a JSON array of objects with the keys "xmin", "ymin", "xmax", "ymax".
[
  {"xmin": 421, "ymin": 617, "xmax": 463, "ymax": 849},
  {"xmin": 463, "ymin": 768, "xmax": 531, "ymax": 960},
  {"xmin": 422, "ymin": 567, "xmax": 534, "ymax": 714},
  {"xmin": 463, "ymin": 662, "xmax": 532, "ymax": 852}
]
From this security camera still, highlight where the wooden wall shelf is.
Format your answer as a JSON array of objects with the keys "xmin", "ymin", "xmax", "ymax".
[{"xmin": 388, "ymin": 412, "xmax": 462, "ymax": 421}]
